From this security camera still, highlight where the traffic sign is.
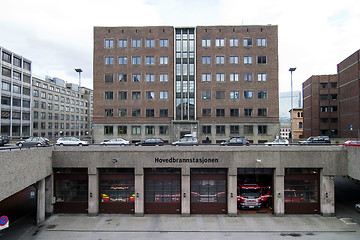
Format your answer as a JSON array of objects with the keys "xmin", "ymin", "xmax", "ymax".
[{"xmin": 0, "ymin": 215, "xmax": 9, "ymax": 230}]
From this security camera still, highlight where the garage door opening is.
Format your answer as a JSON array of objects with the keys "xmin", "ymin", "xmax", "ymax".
[{"xmin": 237, "ymin": 168, "xmax": 274, "ymax": 214}]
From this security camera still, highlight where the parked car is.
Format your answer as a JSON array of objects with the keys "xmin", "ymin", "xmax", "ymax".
[
  {"xmin": 0, "ymin": 137, "xmax": 4, "ymax": 147},
  {"xmin": 340, "ymin": 140, "xmax": 360, "ymax": 147},
  {"xmin": 16, "ymin": 137, "xmax": 50, "ymax": 148},
  {"xmin": 356, "ymin": 203, "xmax": 360, "ymax": 213},
  {"xmin": 100, "ymin": 138, "xmax": 131, "ymax": 146},
  {"xmin": 220, "ymin": 136, "xmax": 249, "ymax": 146},
  {"xmin": 172, "ymin": 134, "xmax": 198, "ymax": 146},
  {"xmin": 135, "ymin": 138, "xmax": 164, "ymax": 146},
  {"xmin": 56, "ymin": 137, "xmax": 89, "ymax": 146},
  {"xmin": 0, "ymin": 134, "xmax": 9, "ymax": 144},
  {"xmin": 299, "ymin": 136, "xmax": 331, "ymax": 145},
  {"xmin": 264, "ymin": 139, "xmax": 289, "ymax": 146}
]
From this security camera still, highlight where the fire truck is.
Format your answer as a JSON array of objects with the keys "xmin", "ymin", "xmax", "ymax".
[{"xmin": 237, "ymin": 183, "xmax": 271, "ymax": 209}]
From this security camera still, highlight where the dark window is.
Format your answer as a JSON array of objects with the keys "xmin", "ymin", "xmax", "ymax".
[
  {"xmin": 257, "ymin": 56, "xmax": 267, "ymax": 64},
  {"xmin": 202, "ymin": 125, "xmax": 211, "ymax": 134},
  {"xmin": 160, "ymin": 109, "xmax": 168, "ymax": 117},
  {"xmin": 230, "ymin": 108, "xmax": 239, "ymax": 117},
  {"xmin": 202, "ymin": 108, "xmax": 211, "ymax": 117},
  {"xmin": 216, "ymin": 109, "xmax": 225, "ymax": 117},
  {"xmin": 216, "ymin": 125, "xmax": 225, "ymax": 134}
]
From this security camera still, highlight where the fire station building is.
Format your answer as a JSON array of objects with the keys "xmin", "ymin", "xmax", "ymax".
[{"xmin": 49, "ymin": 145, "xmax": 348, "ymax": 217}]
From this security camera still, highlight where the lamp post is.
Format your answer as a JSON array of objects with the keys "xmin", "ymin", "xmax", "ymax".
[
  {"xmin": 289, "ymin": 67, "xmax": 296, "ymax": 144},
  {"xmin": 75, "ymin": 68, "xmax": 82, "ymax": 139}
]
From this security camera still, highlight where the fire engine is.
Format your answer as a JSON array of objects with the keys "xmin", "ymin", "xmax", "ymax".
[
  {"xmin": 237, "ymin": 183, "xmax": 271, "ymax": 209},
  {"xmin": 155, "ymin": 193, "xmax": 180, "ymax": 202}
]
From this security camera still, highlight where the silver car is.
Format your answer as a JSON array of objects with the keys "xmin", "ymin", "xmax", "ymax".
[
  {"xmin": 56, "ymin": 137, "xmax": 89, "ymax": 146},
  {"xmin": 100, "ymin": 138, "xmax": 130, "ymax": 146},
  {"xmin": 172, "ymin": 135, "xmax": 199, "ymax": 146}
]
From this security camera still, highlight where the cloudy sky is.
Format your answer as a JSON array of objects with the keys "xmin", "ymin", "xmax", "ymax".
[{"xmin": 1, "ymin": 0, "xmax": 359, "ymax": 92}]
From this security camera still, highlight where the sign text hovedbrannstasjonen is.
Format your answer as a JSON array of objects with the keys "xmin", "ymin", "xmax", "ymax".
[{"xmin": 155, "ymin": 157, "xmax": 219, "ymax": 164}]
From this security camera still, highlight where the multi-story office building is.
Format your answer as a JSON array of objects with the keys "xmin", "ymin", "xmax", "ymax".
[
  {"xmin": 32, "ymin": 76, "xmax": 93, "ymax": 141},
  {"xmin": 338, "ymin": 49, "xmax": 360, "ymax": 138},
  {"xmin": 0, "ymin": 46, "xmax": 32, "ymax": 139},
  {"xmin": 93, "ymin": 25, "xmax": 279, "ymax": 144},
  {"xmin": 302, "ymin": 74, "xmax": 338, "ymax": 138}
]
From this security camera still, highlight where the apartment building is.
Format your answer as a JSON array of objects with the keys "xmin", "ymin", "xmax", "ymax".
[
  {"xmin": 302, "ymin": 74, "xmax": 338, "ymax": 138},
  {"xmin": 0, "ymin": 46, "xmax": 32, "ymax": 139},
  {"xmin": 93, "ymin": 25, "xmax": 279, "ymax": 144},
  {"xmin": 338, "ymin": 49, "xmax": 360, "ymax": 138},
  {"xmin": 32, "ymin": 76, "xmax": 93, "ymax": 141}
]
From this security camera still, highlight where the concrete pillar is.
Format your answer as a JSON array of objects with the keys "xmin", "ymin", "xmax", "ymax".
[
  {"xmin": 36, "ymin": 179, "xmax": 45, "ymax": 225},
  {"xmin": 181, "ymin": 174, "xmax": 190, "ymax": 216},
  {"xmin": 320, "ymin": 172, "xmax": 335, "ymax": 216},
  {"xmin": 45, "ymin": 175, "xmax": 53, "ymax": 218},
  {"xmin": 135, "ymin": 174, "xmax": 144, "ymax": 216},
  {"xmin": 88, "ymin": 169, "xmax": 99, "ymax": 216},
  {"xmin": 273, "ymin": 172, "xmax": 284, "ymax": 216},
  {"xmin": 227, "ymin": 174, "xmax": 237, "ymax": 216}
]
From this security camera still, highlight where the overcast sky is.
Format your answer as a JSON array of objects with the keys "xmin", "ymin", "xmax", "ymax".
[{"xmin": 1, "ymin": 0, "xmax": 359, "ymax": 92}]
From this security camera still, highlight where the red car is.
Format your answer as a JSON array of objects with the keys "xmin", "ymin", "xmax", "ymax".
[{"xmin": 340, "ymin": 140, "xmax": 360, "ymax": 147}]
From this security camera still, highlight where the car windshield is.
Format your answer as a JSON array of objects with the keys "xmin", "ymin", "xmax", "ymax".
[{"xmin": 240, "ymin": 188, "xmax": 261, "ymax": 197}]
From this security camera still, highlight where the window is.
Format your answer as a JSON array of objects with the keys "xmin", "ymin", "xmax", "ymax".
[
  {"xmin": 230, "ymin": 109, "xmax": 239, "ymax": 117},
  {"xmin": 202, "ymin": 56, "xmax": 211, "ymax": 64},
  {"xmin": 230, "ymin": 125, "xmax": 239, "ymax": 134},
  {"xmin": 48, "ymin": 93, "xmax": 53, "ymax": 100},
  {"xmin": 105, "ymin": 39, "xmax": 114, "ymax": 48},
  {"xmin": 244, "ymin": 91, "xmax": 253, "ymax": 99},
  {"xmin": 159, "ymin": 56, "xmax": 168, "ymax": 65},
  {"xmin": 159, "ymin": 91, "xmax": 168, "ymax": 99},
  {"xmin": 244, "ymin": 56, "xmax": 253, "ymax": 64},
  {"xmin": 202, "ymin": 108, "xmax": 211, "ymax": 117},
  {"xmin": 258, "ymin": 91, "xmax": 267, "ymax": 99},
  {"xmin": 241, "ymin": 73, "xmax": 252, "ymax": 82},
  {"xmin": 159, "ymin": 74, "xmax": 168, "ymax": 82},
  {"xmin": 216, "ymin": 91, "xmax": 225, "ymax": 99},
  {"xmin": 2, "ymin": 82, "xmax": 11, "ymax": 91},
  {"xmin": 146, "ymin": 109, "xmax": 155, "ymax": 117},
  {"xmin": 216, "ymin": 109, "xmax": 225, "ymax": 117},
  {"xmin": 230, "ymin": 91, "xmax": 239, "ymax": 99},
  {"xmin": 132, "ymin": 126, "xmax": 141, "ymax": 135},
  {"xmin": 202, "ymin": 39, "xmax": 211, "ymax": 47},
  {"xmin": 146, "ymin": 56, "xmax": 155, "ymax": 65},
  {"xmin": 41, "ymin": 102, "xmax": 46, "ymax": 109},
  {"xmin": 118, "ymin": 39, "xmax": 127, "ymax": 48},
  {"xmin": 132, "ymin": 39, "xmax": 141, "ymax": 48},
  {"xmin": 12, "ymin": 98, "xmax": 21, "ymax": 107},
  {"xmin": 202, "ymin": 90, "xmax": 211, "ymax": 99},
  {"xmin": 33, "ymin": 90, "xmax": 39, "ymax": 97},
  {"xmin": 202, "ymin": 73, "xmax": 211, "ymax": 82},
  {"xmin": 244, "ymin": 125, "xmax": 253, "ymax": 134},
  {"xmin": 118, "ymin": 57, "xmax": 127, "ymax": 65},
  {"xmin": 216, "ymin": 125, "xmax": 225, "ymax": 134},
  {"xmin": 105, "ymin": 91, "xmax": 114, "ymax": 100},
  {"xmin": 257, "ymin": 38, "xmax": 266, "ymax": 47},
  {"xmin": 146, "ymin": 39, "xmax": 155, "ymax": 47},
  {"xmin": 159, "ymin": 109, "xmax": 168, "ymax": 117},
  {"xmin": 118, "ymin": 74, "xmax": 127, "ymax": 82},
  {"xmin": 230, "ymin": 38, "xmax": 239, "ymax": 47},
  {"xmin": 118, "ymin": 91, "xmax": 127, "ymax": 100},
  {"xmin": 257, "ymin": 56, "xmax": 267, "ymax": 64},
  {"xmin": 258, "ymin": 108, "xmax": 267, "ymax": 117},
  {"xmin": 105, "ymin": 109, "xmax": 113, "ymax": 117},
  {"xmin": 145, "ymin": 126, "xmax": 155, "ymax": 134},
  {"xmin": 104, "ymin": 126, "xmax": 114, "ymax": 135},
  {"xmin": 13, "ymin": 57, "xmax": 21, "ymax": 67},
  {"xmin": 258, "ymin": 73, "xmax": 267, "ymax": 81},
  {"xmin": 1, "ymin": 96, "xmax": 10, "ymax": 105},
  {"xmin": 132, "ymin": 74, "xmax": 141, "ymax": 82},
  {"xmin": 13, "ymin": 71, "xmax": 21, "ymax": 81},
  {"xmin": 2, "ymin": 67, "xmax": 11, "ymax": 78},
  {"xmin": 118, "ymin": 126, "xmax": 127, "ymax": 134},
  {"xmin": 159, "ymin": 126, "xmax": 169, "ymax": 134},
  {"xmin": 243, "ymin": 38, "xmax": 252, "ymax": 47},
  {"xmin": 202, "ymin": 126, "xmax": 211, "ymax": 134},
  {"xmin": 118, "ymin": 109, "xmax": 127, "ymax": 117},
  {"xmin": 2, "ymin": 51, "xmax": 11, "ymax": 63},
  {"xmin": 48, "ymin": 103, "xmax": 53, "ymax": 110},
  {"xmin": 216, "ymin": 73, "xmax": 225, "ymax": 82},
  {"xmin": 215, "ymin": 38, "xmax": 225, "ymax": 47},
  {"xmin": 146, "ymin": 74, "xmax": 155, "ymax": 82},
  {"xmin": 160, "ymin": 39, "xmax": 168, "ymax": 47},
  {"xmin": 132, "ymin": 109, "xmax": 141, "ymax": 117},
  {"xmin": 230, "ymin": 73, "xmax": 239, "ymax": 82},
  {"xmin": 146, "ymin": 91, "xmax": 155, "ymax": 100},
  {"xmin": 230, "ymin": 56, "xmax": 239, "ymax": 64},
  {"xmin": 105, "ymin": 57, "xmax": 114, "ymax": 65},
  {"xmin": 132, "ymin": 56, "xmax": 141, "ymax": 65},
  {"xmin": 244, "ymin": 108, "xmax": 253, "ymax": 117},
  {"xmin": 23, "ymin": 74, "xmax": 31, "ymax": 83},
  {"xmin": 216, "ymin": 56, "xmax": 225, "ymax": 64},
  {"xmin": 13, "ymin": 85, "xmax": 21, "ymax": 94},
  {"xmin": 258, "ymin": 125, "xmax": 267, "ymax": 134},
  {"xmin": 132, "ymin": 91, "xmax": 141, "ymax": 100}
]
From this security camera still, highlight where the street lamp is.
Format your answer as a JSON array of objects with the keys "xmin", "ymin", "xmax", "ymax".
[
  {"xmin": 75, "ymin": 68, "xmax": 82, "ymax": 139},
  {"xmin": 289, "ymin": 67, "xmax": 296, "ymax": 144}
]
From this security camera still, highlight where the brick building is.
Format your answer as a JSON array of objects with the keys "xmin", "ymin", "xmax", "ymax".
[
  {"xmin": 289, "ymin": 108, "xmax": 303, "ymax": 139},
  {"xmin": 93, "ymin": 25, "xmax": 279, "ymax": 144}
]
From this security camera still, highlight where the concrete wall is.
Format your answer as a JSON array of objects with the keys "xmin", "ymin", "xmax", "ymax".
[
  {"xmin": 0, "ymin": 147, "xmax": 53, "ymax": 202},
  {"xmin": 346, "ymin": 147, "xmax": 360, "ymax": 180}
]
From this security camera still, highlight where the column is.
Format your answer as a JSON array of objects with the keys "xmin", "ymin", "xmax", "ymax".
[
  {"xmin": 273, "ymin": 169, "xmax": 284, "ymax": 216},
  {"xmin": 36, "ymin": 179, "xmax": 45, "ymax": 225},
  {"xmin": 135, "ymin": 173, "xmax": 144, "ymax": 216},
  {"xmin": 45, "ymin": 175, "xmax": 53, "ymax": 218},
  {"xmin": 320, "ymin": 171, "xmax": 335, "ymax": 217},
  {"xmin": 181, "ymin": 173, "xmax": 190, "ymax": 216},
  {"xmin": 88, "ymin": 168, "xmax": 99, "ymax": 216},
  {"xmin": 227, "ymin": 174, "xmax": 237, "ymax": 216}
]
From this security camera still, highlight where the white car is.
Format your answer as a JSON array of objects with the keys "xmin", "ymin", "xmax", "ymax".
[
  {"xmin": 264, "ymin": 139, "xmax": 289, "ymax": 146},
  {"xmin": 100, "ymin": 138, "xmax": 131, "ymax": 146},
  {"xmin": 56, "ymin": 137, "xmax": 89, "ymax": 146}
]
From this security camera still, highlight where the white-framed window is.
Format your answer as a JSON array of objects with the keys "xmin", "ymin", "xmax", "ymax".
[
  {"xmin": 105, "ymin": 39, "xmax": 114, "ymax": 48},
  {"xmin": 244, "ymin": 73, "xmax": 253, "ymax": 82},
  {"xmin": 202, "ymin": 39, "xmax": 211, "ymax": 47},
  {"xmin": 132, "ymin": 56, "xmax": 141, "ymax": 65},
  {"xmin": 160, "ymin": 39, "xmax": 168, "ymax": 47},
  {"xmin": 146, "ymin": 56, "xmax": 155, "ymax": 65},
  {"xmin": 118, "ymin": 39, "xmax": 127, "ymax": 48},
  {"xmin": 159, "ymin": 91, "xmax": 168, "ymax": 99},
  {"xmin": 202, "ymin": 56, "xmax": 211, "ymax": 64},
  {"xmin": 216, "ymin": 38, "xmax": 225, "ymax": 47},
  {"xmin": 146, "ymin": 91, "xmax": 155, "ymax": 100},
  {"xmin": 216, "ymin": 56, "xmax": 225, "ymax": 64},
  {"xmin": 105, "ymin": 57, "xmax": 114, "ymax": 65},
  {"xmin": 230, "ymin": 91, "xmax": 239, "ymax": 99},
  {"xmin": 132, "ymin": 74, "xmax": 141, "ymax": 82},
  {"xmin": 230, "ymin": 56, "xmax": 239, "ymax": 64},
  {"xmin": 146, "ymin": 74, "xmax": 155, "ymax": 82},
  {"xmin": 118, "ymin": 56, "xmax": 127, "ymax": 65},
  {"xmin": 146, "ymin": 39, "xmax": 155, "ymax": 47},
  {"xmin": 216, "ymin": 73, "xmax": 225, "ymax": 82},
  {"xmin": 230, "ymin": 73, "xmax": 239, "ymax": 82},
  {"xmin": 202, "ymin": 90, "xmax": 211, "ymax": 99},
  {"xmin": 243, "ymin": 38, "xmax": 252, "ymax": 47},
  {"xmin": 160, "ymin": 56, "xmax": 168, "ymax": 65},
  {"xmin": 159, "ymin": 74, "xmax": 168, "ymax": 82},
  {"xmin": 132, "ymin": 39, "xmax": 141, "ymax": 48},
  {"xmin": 244, "ymin": 56, "xmax": 253, "ymax": 64},
  {"xmin": 258, "ymin": 73, "xmax": 267, "ymax": 81},
  {"xmin": 257, "ymin": 38, "xmax": 267, "ymax": 47},
  {"xmin": 230, "ymin": 38, "xmax": 239, "ymax": 47},
  {"xmin": 202, "ymin": 73, "xmax": 211, "ymax": 82}
]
